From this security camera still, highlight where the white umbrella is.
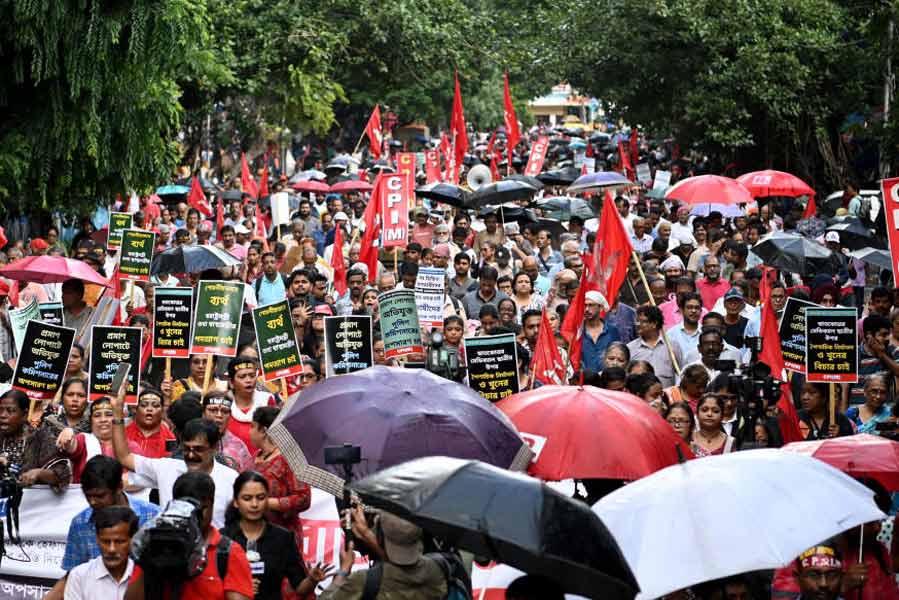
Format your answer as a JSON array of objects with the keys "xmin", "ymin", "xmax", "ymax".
[
  {"xmin": 689, "ymin": 202, "xmax": 744, "ymax": 218},
  {"xmin": 594, "ymin": 450, "xmax": 884, "ymax": 599}
]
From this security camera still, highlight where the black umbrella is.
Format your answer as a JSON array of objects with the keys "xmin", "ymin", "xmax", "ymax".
[
  {"xmin": 536, "ymin": 167, "xmax": 581, "ymax": 186},
  {"xmin": 825, "ymin": 219, "xmax": 884, "ymax": 251},
  {"xmin": 503, "ymin": 174, "xmax": 544, "ymax": 191},
  {"xmin": 151, "ymin": 245, "xmax": 242, "ymax": 275},
  {"xmin": 479, "ymin": 205, "xmax": 539, "ymax": 227},
  {"xmin": 415, "ymin": 183, "xmax": 471, "ymax": 208},
  {"xmin": 750, "ymin": 232, "xmax": 841, "ymax": 276},
  {"xmin": 351, "ymin": 456, "xmax": 639, "ymax": 600},
  {"xmin": 221, "ymin": 189, "xmax": 245, "ymax": 202},
  {"xmin": 469, "ymin": 180, "xmax": 538, "ymax": 208},
  {"xmin": 537, "ymin": 217, "xmax": 568, "ymax": 240},
  {"xmin": 849, "ymin": 248, "xmax": 892, "ymax": 271}
]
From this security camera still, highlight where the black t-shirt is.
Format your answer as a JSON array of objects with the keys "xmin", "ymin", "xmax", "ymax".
[
  {"xmin": 797, "ymin": 409, "xmax": 855, "ymax": 440},
  {"xmin": 222, "ymin": 521, "xmax": 306, "ymax": 600},
  {"xmin": 723, "ymin": 316, "xmax": 748, "ymax": 348}
]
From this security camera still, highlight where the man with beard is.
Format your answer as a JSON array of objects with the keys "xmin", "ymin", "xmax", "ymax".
[
  {"xmin": 581, "ymin": 291, "xmax": 620, "ymax": 373},
  {"xmin": 335, "ymin": 269, "xmax": 366, "ymax": 315},
  {"xmin": 665, "ymin": 291, "xmax": 704, "ymax": 358},
  {"xmin": 697, "ymin": 255, "xmax": 730, "ymax": 311},
  {"xmin": 295, "ymin": 198, "xmax": 321, "ymax": 234}
]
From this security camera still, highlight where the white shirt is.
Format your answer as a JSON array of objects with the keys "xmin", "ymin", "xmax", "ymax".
[
  {"xmin": 133, "ymin": 455, "xmax": 238, "ymax": 528},
  {"xmin": 65, "ymin": 555, "xmax": 134, "ymax": 600}
]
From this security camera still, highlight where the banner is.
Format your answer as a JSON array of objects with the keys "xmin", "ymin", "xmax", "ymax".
[
  {"xmin": 118, "ymin": 229, "xmax": 155, "ymax": 281},
  {"xmin": 523, "ymin": 135, "xmax": 549, "ymax": 177},
  {"xmin": 805, "ymin": 308, "xmax": 858, "ymax": 383},
  {"xmin": 881, "ymin": 177, "xmax": 899, "ymax": 275},
  {"xmin": 12, "ymin": 321, "xmax": 75, "ymax": 401},
  {"xmin": 378, "ymin": 290, "xmax": 423, "ymax": 358},
  {"xmin": 252, "ymin": 300, "xmax": 303, "ymax": 381},
  {"xmin": 778, "ymin": 297, "xmax": 820, "ymax": 373},
  {"xmin": 107, "ymin": 212, "xmax": 133, "ymax": 251},
  {"xmin": 9, "ymin": 299, "xmax": 40, "ymax": 354},
  {"xmin": 270, "ymin": 192, "xmax": 291, "ymax": 229},
  {"xmin": 189, "ymin": 281, "xmax": 244, "ymax": 357},
  {"xmin": 464, "ymin": 333, "xmax": 519, "ymax": 402},
  {"xmin": 153, "ymin": 287, "xmax": 193, "ymax": 358},
  {"xmin": 323, "ymin": 315, "xmax": 373, "ymax": 376},
  {"xmin": 636, "ymin": 163, "xmax": 652, "ymax": 185},
  {"xmin": 414, "ymin": 267, "xmax": 445, "ymax": 330},
  {"xmin": 38, "ymin": 302, "xmax": 64, "ymax": 327},
  {"xmin": 424, "ymin": 150, "xmax": 441, "ymax": 183},
  {"xmin": 89, "ymin": 325, "xmax": 142, "ymax": 403},
  {"xmin": 379, "ymin": 173, "xmax": 410, "ymax": 248},
  {"xmin": 652, "ymin": 169, "xmax": 671, "ymax": 191}
]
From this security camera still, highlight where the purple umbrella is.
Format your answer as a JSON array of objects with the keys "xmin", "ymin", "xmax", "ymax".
[
  {"xmin": 567, "ymin": 171, "xmax": 633, "ymax": 193},
  {"xmin": 268, "ymin": 366, "xmax": 534, "ymax": 496}
]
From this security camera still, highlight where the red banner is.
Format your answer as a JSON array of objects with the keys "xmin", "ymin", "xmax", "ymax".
[
  {"xmin": 379, "ymin": 174, "xmax": 410, "ymax": 248},
  {"xmin": 882, "ymin": 177, "xmax": 899, "ymax": 275},
  {"xmin": 424, "ymin": 150, "xmax": 441, "ymax": 183},
  {"xmin": 524, "ymin": 136, "xmax": 549, "ymax": 177},
  {"xmin": 395, "ymin": 152, "xmax": 417, "ymax": 208}
]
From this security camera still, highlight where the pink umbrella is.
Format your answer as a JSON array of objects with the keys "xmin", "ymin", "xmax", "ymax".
[
  {"xmin": 735, "ymin": 170, "xmax": 815, "ymax": 198},
  {"xmin": 329, "ymin": 180, "xmax": 373, "ymax": 193},
  {"xmin": 0, "ymin": 256, "xmax": 111, "ymax": 287},
  {"xmin": 292, "ymin": 180, "xmax": 331, "ymax": 193},
  {"xmin": 665, "ymin": 175, "xmax": 754, "ymax": 206}
]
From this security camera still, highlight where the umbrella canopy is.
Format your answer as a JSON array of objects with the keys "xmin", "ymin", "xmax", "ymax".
[
  {"xmin": 220, "ymin": 189, "xmax": 245, "ymax": 202},
  {"xmin": 736, "ymin": 170, "xmax": 815, "ymax": 198},
  {"xmin": 150, "ymin": 244, "xmax": 242, "ymax": 275},
  {"xmin": 289, "ymin": 169, "xmax": 327, "ymax": 183},
  {"xmin": 826, "ymin": 219, "xmax": 884, "ymax": 251},
  {"xmin": 594, "ymin": 450, "xmax": 885, "ymax": 599},
  {"xmin": 496, "ymin": 386, "xmax": 692, "ymax": 481},
  {"xmin": 750, "ymin": 231, "xmax": 841, "ymax": 276},
  {"xmin": 351, "ymin": 456, "xmax": 640, "ymax": 600},
  {"xmin": 536, "ymin": 167, "xmax": 582, "ymax": 186},
  {"xmin": 468, "ymin": 180, "xmax": 538, "ymax": 209},
  {"xmin": 268, "ymin": 366, "xmax": 533, "ymax": 496},
  {"xmin": 568, "ymin": 171, "xmax": 632, "ymax": 193},
  {"xmin": 329, "ymin": 180, "xmax": 373, "ymax": 194},
  {"xmin": 292, "ymin": 180, "xmax": 331, "ymax": 193},
  {"xmin": 536, "ymin": 218, "xmax": 567, "ymax": 240},
  {"xmin": 503, "ymin": 174, "xmax": 544, "ymax": 190},
  {"xmin": 689, "ymin": 202, "xmax": 744, "ymax": 218},
  {"xmin": 665, "ymin": 175, "xmax": 753, "ymax": 206},
  {"xmin": 782, "ymin": 434, "xmax": 899, "ymax": 491},
  {"xmin": 849, "ymin": 247, "xmax": 892, "ymax": 271},
  {"xmin": 0, "ymin": 256, "xmax": 110, "ymax": 287},
  {"xmin": 480, "ymin": 205, "xmax": 539, "ymax": 227},
  {"xmin": 415, "ymin": 183, "xmax": 471, "ymax": 208},
  {"xmin": 537, "ymin": 196, "xmax": 596, "ymax": 221},
  {"xmin": 155, "ymin": 184, "xmax": 190, "ymax": 197}
]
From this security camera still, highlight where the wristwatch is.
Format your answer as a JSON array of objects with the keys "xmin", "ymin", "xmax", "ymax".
[{"xmin": 113, "ymin": 418, "xmax": 127, "ymax": 425}]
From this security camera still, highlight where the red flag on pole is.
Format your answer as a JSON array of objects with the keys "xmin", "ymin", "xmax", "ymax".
[
  {"xmin": 331, "ymin": 223, "xmax": 347, "ymax": 296},
  {"xmin": 188, "ymin": 176, "xmax": 213, "ymax": 217},
  {"xmin": 618, "ymin": 141, "xmax": 634, "ymax": 181},
  {"xmin": 359, "ymin": 173, "xmax": 384, "ymax": 282},
  {"xmin": 365, "ymin": 106, "xmax": 383, "ymax": 160},
  {"xmin": 532, "ymin": 309, "xmax": 566, "ymax": 385},
  {"xmin": 439, "ymin": 132, "xmax": 452, "ymax": 182},
  {"xmin": 560, "ymin": 269, "xmax": 589, "ymax": 377},
  {"xmin": 241, "ymin": 153, "xmax": 258, "ymax": 199},
  {"xmin": 258, "ymin": 160, "xmax": 269, "ymax": 198},
  {"xmin": 629, "ymin": 128, "xmax": 639, "ymax": 166},
  {"xmin": 503, "ymin": 72, "xmax": 520, "ymax": 170},
  {"xmin": 587, "ymin": 191, "xmax": 634, "ymax": 303},
  {"xmin": 450, "ymin": 72, "xmax": 468, "ymax": 183}
]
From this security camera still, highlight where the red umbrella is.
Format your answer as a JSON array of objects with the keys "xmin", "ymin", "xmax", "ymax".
[
  {"xmin": 329, "ymin": 180, "xmax": 373, "ymax": 193},
  {"xmin": 665, "ymin": 175, "xmax": 753, "ymax": 206},
  {"xmin": 781, "ymin": 433, "xmax": 899, "ymax": 491},
  {"xmin": 495, "ymin": 385, "xmax": 692, "ymax": 481},
  {"xmin": 292, "ymin": 180, "xmax": 330, "ymax": 193},
  {"xmin": 0, "ymin": 256, "xmax": 111, "ymax": 287},
  {"xmin": 735, "ymin": 170, "xmax": 815, "ymax": 198}
]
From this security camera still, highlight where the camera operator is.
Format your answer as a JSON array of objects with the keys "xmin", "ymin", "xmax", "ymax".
[
  {"xmin": 110, "ymin": 383, "xmax": 238, "ymax": 528},
  {"xmin": 125, "ymin": 471, "xmax": 254, "ymax": 600}
]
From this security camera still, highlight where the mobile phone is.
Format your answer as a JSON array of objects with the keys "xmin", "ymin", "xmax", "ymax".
[{"xmin": 110, "ymin": 362, "xmax": 132, "ymax": 395}]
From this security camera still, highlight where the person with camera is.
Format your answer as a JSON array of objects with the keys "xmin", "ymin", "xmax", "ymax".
[
  {"xmin": 63, "ymin": 505, "xmax": 138, "ymax": 600},
  {"xmin": 125, "ymin": 471, "xmax": 254, "ymax": 600},
  {"xmin": 110, "ymin": 382, "xmax": 238, "ymax": 528},
  {"xmin": 223, "ymin": 471, "xmax": 330, "ymax": 600}
]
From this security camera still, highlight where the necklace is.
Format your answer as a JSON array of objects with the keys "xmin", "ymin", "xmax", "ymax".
[{"xmin": 697, "ymin": 430, "xmax": 721, "ymax": 444}]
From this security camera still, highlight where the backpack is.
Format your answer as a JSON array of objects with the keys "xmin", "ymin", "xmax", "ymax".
[{"xmin": 360, "ymin": 551, "xmax": 472, "ymax": 600}]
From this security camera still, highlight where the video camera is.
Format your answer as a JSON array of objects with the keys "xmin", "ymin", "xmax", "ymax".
[
  {"xmin": 0, "ymin": 462, "xmax": 23, "ymax": 566},
  {"xmin": 425, "ymin": 330, "xmax": 464, "ymax": 382},
  {"xmin": 714, "ymin": 337, "xmax": 782, "ymax": 444},
  {"xmin": 325, "ymin": 444, "xmax": 362, "ymax": 551}
]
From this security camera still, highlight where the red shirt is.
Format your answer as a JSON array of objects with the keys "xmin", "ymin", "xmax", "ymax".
[
  {"xmin": 126, "ymin": 421, "xmax": 176, "ymax": 459},
  {"xmin": 696, "ymin": 278, "xmax": 731, "ymax": 311},
  {"xmin": 130, "ymin": 527, "xmax": 254, "ymax": 600}
]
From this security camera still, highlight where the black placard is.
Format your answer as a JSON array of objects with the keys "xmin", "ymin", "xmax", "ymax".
[
  {"xmin": 805, "ymin": 308, "xmax": 859, "ymax": 383},
  {"xmin": 89, "ymin": 326, "xmax": 142, "ymax": 404},
  {"xmin": 464, "ymin": 333, "xmax": 520, "ymax": 402},
  {"xmin": 12, "ymin": 321, "xmax": 75, "ymax": 401},
  {"xmin": 153, "ymin": 287, "xmax": 193, "ymax": 358},
  {"xmin": 778, "ymin": 297, "xmax": 820, "ymax": 373},
  {"xmin": 323, "ymin": 315, "xmax": 373, "ymax": 376}
]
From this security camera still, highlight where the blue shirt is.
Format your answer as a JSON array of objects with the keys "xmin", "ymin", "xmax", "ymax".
[
  {"xmin": 62, "ymin": 497, "xmax": 159, "ymax": 571},
  {"xmin": 257, "ymin": 274, "xmax": 287, "ymax": 306},
  {"xmin": 581, "ymin": 321, "xmax": 621, "ymax": 373},
  {"xmin": 606, "ymin": 303, "xmax": 637, "ymax": 344}
]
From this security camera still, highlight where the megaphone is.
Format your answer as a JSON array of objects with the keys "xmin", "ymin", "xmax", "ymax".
[{"xmin": 466, "ymin": 164, "xmax": 492, "ymax": 191}]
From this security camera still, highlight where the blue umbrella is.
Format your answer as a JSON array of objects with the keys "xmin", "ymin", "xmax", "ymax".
[
  {"xmin": 155, "ymin": 184, "xmax": 190, "ymax": 197},
  {"xmin": 568, "ymin": 171, "xmax": 633, "ymax": 193},
  {"xmin": 569, "ymin": 138, "xmax": 587, "ymax": 150},
  {"xmin": 537, "ymin": 196, "xmax": 596, "ymax": 221}
]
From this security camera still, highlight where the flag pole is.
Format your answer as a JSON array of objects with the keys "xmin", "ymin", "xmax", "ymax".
[
  {"xmin": 631, "ymin": 250, "xmax": 681, "ymax": 376},
  {"xmin": 352, "ymin": 128, "xmax": 368, "ymax": 156}
]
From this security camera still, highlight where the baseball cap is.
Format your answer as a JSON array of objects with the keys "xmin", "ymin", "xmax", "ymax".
[
  {"xmin": 724, "ymin": 287, "xmax": 745, "ymax": 301},
  {"xmin": 824, "ymin": 231, "xmax": 840, "ymax": 243}
]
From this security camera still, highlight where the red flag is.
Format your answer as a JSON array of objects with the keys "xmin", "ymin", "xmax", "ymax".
[
  {"xmin": 585, "ymin": 142, "xmax": 594, "ymax": 158},
  {"xmin": 489, "ymin": 154, "xmax": 500, "ymax": 181},
  {"xmin": 364, "ymin": 105, "xmax": 383, "ymax": 160},
  {"xmin": 802, "ymin": 195, "xmax": 817, "ymax": 219},
  {"xmin": 618, "ymin": 141, "xmax": 634, "ymax": 181},
  {"xmin": 215, "ymin": 196, "xmax": 224, "ymax": 237},
  {"xmin": 532, "ymin": 310, "xmax": 566, "ymax": 385},
  {"xmin": 424, "ymin": 150, "xmax": 441, "ymax": 184},
  {"xmin": 241, "ymin": 153, "xmax": 258, "ymax": 199},
  {"xmin": 258, "ymin": 161, "xmax": 269, "ymax": 198},
  {"xmin": 439, "ymin": 132, "xmax": 452, "ymax": 181},
  {"xmin": 331, "ymin": 223, "xmax": 347, "ymax": 296},
  {"xmin": 188, "ymin": 176, "xmax": 212, "ymax": 217},
  {"xmin": 359, "ymin": 173, "xmax": 383, "ymax": 282},
  {"xmin": 560, "ymin": 269, "xmax": 589, "ymax": 376},
  {"xmin": 629, "ymin": 129, "xmax": 639, "ymax": 165},
  {"xmin": 255, "ymin": 211, "xmax": 269, "ymax": 252},
  {"xmin": 587, "ymin": 191, "xmax": 634, "ymax": 304},
  {"xmin": 485, "ymin": 130, "xmax": 497, "ymax": 156},
  {"xmin": 503, "ymin": 72, "xmax": 520, "ymax": 170},
  {"xmin": 7, "ymin": 280, "xmax": 19, "ymax": 308},
  {"xmin": 450, "ymin": 73, "xmax": 468, "ymax": 182},
  {"xmin": 524, "ymin": 136, "xmax": 549, "ymax": 177},
  {"xmin": 0, "ymin": 225, "xmax": 7, "ymax": 249}
]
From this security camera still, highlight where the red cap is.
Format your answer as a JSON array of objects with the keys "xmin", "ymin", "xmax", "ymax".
[{"xmin": 30, "ymin": 238, "xmax": 49, "ymax": 251}]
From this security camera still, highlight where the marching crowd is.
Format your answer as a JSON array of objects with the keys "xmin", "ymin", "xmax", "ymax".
[{"xmin": 0, "ymin": 130, "xmax": 895, "ymax": 600}]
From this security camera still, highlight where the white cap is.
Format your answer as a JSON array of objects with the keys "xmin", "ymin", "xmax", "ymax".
[
  {"xmin": 233, "ymin": 224, "xmax": 250, "ymax": 234},
  {"xmin": 584, "ymin": 290, "xmax": 609, "ymax": 311},
  {"xmin": 334, "ymin": 211, "xmax": 349, "ymax": 222},
  {"xmin": 824, "ymin": 231, "xmax": 840, "ymax": 243}
]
